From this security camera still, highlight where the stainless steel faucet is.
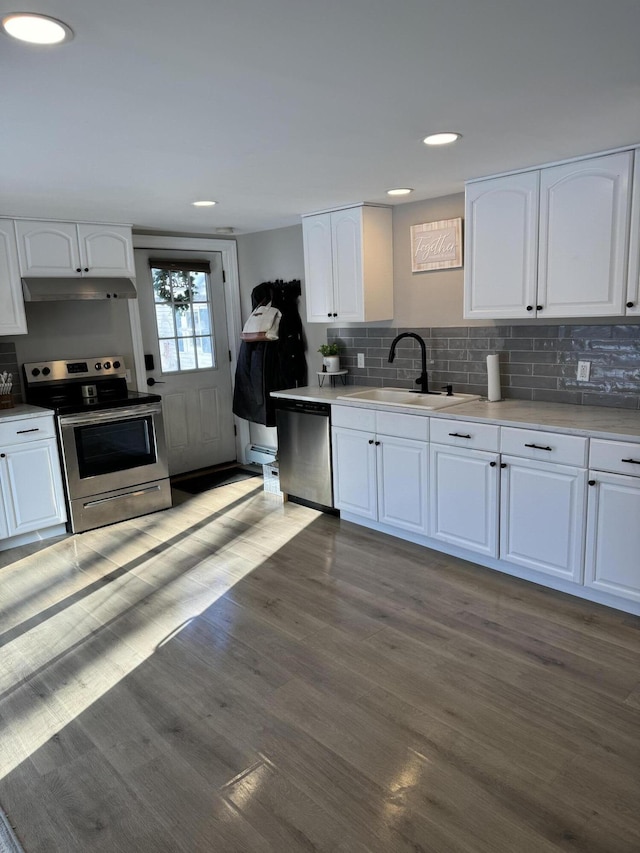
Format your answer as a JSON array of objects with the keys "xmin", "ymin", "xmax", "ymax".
[{"xmin": 388, "ymin": 332, "xmax": 437, "ymax": 394}]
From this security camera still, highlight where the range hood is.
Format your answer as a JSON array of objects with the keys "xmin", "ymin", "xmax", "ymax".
[{"xmin": 22, "ymin": 277, "xmax": 137, "ymax": 302}]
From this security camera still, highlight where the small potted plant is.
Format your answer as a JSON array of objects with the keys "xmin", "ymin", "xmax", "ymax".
[{"xmin": 318, "ymin": 343, "xmax": 340, "ymax": 373}]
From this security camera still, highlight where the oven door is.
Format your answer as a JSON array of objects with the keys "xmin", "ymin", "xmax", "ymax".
[{"xmin": 58, "ymin": 403, "xmax": 169, "ymax": 500}]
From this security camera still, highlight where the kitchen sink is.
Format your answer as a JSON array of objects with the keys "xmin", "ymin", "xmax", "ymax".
[{"xmin": 336, "ymin": 388, "xmax": 481, "ymax": 410}]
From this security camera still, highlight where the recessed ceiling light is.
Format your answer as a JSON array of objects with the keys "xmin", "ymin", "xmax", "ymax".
[
  {"xmin": 2, "ymin": 13, "xmax": 73, "ymax": 44},
  {"xmin": 215, "ymin": 227, "xmax": 235, "ymax": 234},
  {"xmin": 191, "ymin": 200, "xmax": 217, "ymax": 207},
  {"xmin": 386, "ymin": 188, "xmax": 414, "ymax": 196},
  {"xmin": 423, "ymin": 132, "xmax": 462, "ymax": 146}
]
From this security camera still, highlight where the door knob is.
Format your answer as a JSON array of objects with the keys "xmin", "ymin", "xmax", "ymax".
[{"xmin": 146, "ymin": 377, "xmax": 166, "ymax": 386}]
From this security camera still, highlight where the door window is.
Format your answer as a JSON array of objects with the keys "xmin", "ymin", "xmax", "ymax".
[{"xmin": 150, "ymin": 262, "xmax": 215, "ymax": 372}]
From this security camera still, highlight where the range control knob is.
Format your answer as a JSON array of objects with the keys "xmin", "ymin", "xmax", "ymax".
[
  {"xmin": 113, "ymin": 360, "xmax": 121, "ymax": 369},
  {"xmin": 42, "ymin": 367, "xmax": 50, "ymax": 376},
  {"xmin": 31, "ymin": 368, "xmax": 41, "ymax": 377},
  {"xmin": 103, "ymin": 361, "xmax": 111, "ymax": 369},
  {"xmin": 94, "ymin": 362, "xmax": 102, "ymax": 370}
]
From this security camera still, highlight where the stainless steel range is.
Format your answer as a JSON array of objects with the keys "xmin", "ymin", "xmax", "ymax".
[{"xmin": 24, "ymin": 356, "xmax": 172, "ymax": 533}]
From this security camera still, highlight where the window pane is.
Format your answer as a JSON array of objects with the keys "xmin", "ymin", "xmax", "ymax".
[
  {"xmin": 155, "ymin": 304, "xmax": 175, "ymax": 337},
  {"xmin": 193, "ymin": 304, "xmax": 211, "ymax": 335},
  {"xmin": 178, "ymin": 338, "xmax": 197, "ymax": 371},
  {"xmin": 192, "ymin": 272, "xmax": 208, "ymax": 302},
  {"xmin": 196, "ymin": 337, "xmax": 214, "ymax": 369},
  {"xmin": 175, "ymin": 307, "xmax": 194, "ymax": 337},
  {"xmin": 159, "ymin": 339, "xmax": 179, "ymax": 372},
  {"xmin": 152, "ymin": 269, "xmax": 169, "ymax": 302}
]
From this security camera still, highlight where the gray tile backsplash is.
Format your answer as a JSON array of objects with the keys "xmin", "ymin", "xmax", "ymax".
[
  {"xmin": 327, "ymin": 325, "xmax": 640, "ymax": 409},
  {"xmin": 0, "ymin": 342, "xmax": 21, "ymax": 404}
]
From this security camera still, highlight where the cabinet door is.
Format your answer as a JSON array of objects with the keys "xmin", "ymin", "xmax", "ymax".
[
  {"xmin": 377, "ymin": 434, "xmax": 428, "ymax": 535},
  {"xmin": 77, "ymin": 224, "xmax": 135, "ymax": 276},
  {"xmin": 1, "ymin": 440, "xmax": 67, "ymax": 535},
  {"xmin": 331, "ymin": 207, "xmax": 364, "ymax": 322},
  {"xmin": 0, "ymin": 221, "xmax": 27, "ymax": 335},
  {"xmin": 429, "ymin": 444, "xmax": 499, "ymax": 557},
  {"xmin": 303, "ymin": 213, "xmax": 335, "ymax": 322},
  {"xmin": 331, "ymin": 426, "xmax": 377, "ymax": 519},
  {"xmin": 585, "ymin": 472, "xmax": 640, "ymax": 602},
  {"xmin": 500, "ymin": 455, "xmax": 586, "ymax": 582},
  {"xmin": 538, "ymin": 152, "xmax": 632, "ymax": 317},
  {"xmin": 464, "ymin": 172, "xmax": 539, "ymax": 319},
  {"xmin": 626, "ymin": 149, "xmax": 640, "ymax": 316},
  {"xmin": 15, "ymin": 220, "xmax": 81, "ymax": 276}
]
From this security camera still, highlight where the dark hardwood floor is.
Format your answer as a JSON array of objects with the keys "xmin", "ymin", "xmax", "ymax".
[{"xmin": 0, "ymin": 478, "xmax": 639, "ymax": 852}]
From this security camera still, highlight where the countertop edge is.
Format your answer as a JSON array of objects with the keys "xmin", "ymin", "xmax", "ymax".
[
  {"xmin": 270, "ymin": 387, "xmax": 640, "ymax": 443},
  {"xmin": 0, "ymin": 404, "xmax": 55, "ymax": 423}
]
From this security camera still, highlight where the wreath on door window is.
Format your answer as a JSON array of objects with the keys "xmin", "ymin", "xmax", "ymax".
[{"xmin": 152, "ymin": 269, "xmax": 197, "ymax": 311}]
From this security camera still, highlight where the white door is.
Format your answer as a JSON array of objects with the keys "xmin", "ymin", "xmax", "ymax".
[
  {"xmin": 538, "ymin": 151, "xmax": 632, "ymax": 317},
  {"xmin": 585, "ymin": 471, "xmax": 640, "ymax": 603},
  {"xmin": 429, "ymin": 444, "xmax": 499, "ymax": 557},
  {"xmin": 332, "ymin": 207, "xmax": 364, "ymax": 322},
  {"xmin": 302, "ymin": 213, "xmax": 335, "ymax": 322},
  {"xmin": 377, "ymin": 434, "xmax": 429, "ymax": 535},
  {"xmin": 500, "ymin": 455, "xmax": 586, "ymax": 582},
  {"xmin": 15, "ymin": 220, "xmax": 81, "ymax": 276},
  {"xmin": 1, "ymin": 440, "xmax": 67, "ymax": 535},
  {"xmin": 135, "ymin": 249, "xmax": 237, "ymax": 476},
  {"xmin": 464, "ymin": 171, "xmax": 540, "ymax": 319},
  {"xmin": 331, "ymin": 426, "xmax": 377, "ymax": 519}
]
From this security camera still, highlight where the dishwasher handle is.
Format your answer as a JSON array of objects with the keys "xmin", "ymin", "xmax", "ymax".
[{"xmin": 275, "ymin": 399, "xmax": 330, "ymax": 417}]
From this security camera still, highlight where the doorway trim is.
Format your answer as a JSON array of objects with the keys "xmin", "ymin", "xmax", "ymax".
[{"xmin": 129, "ymin": 234, "xmax": 248, "ymax": 463}]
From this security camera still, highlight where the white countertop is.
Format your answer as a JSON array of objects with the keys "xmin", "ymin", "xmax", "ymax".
[
  {"xmin": 0, "ymin": 404, "xmax": 54, "ymax": 423},
  {"xmin": 271, "ymin": 386, "xmax": 640, "ymax": 442}
]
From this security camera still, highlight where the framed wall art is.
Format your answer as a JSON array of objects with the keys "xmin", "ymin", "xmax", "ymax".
[{"xmin": 411, "ymin": 217, "xmax": 462, "ymax": 272}]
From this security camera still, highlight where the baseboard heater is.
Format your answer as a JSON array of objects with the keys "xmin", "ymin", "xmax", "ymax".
[{"xmin": 246, "ymin": 444, "xmax": 277, "ymax": 464}]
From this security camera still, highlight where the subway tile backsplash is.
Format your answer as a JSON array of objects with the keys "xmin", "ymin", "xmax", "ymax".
[
  {"xmin": 327, "ymin": 325, "xmax": 640, "ymax": 409},
  {"xmin": 0, "ymin": 342, "xmax": 21, "ymax": 404}
]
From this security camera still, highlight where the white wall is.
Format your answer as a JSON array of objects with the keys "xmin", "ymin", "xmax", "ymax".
[
  {"xmin": 236, "ymin": 225, "xmax": 329, "ymax": 449},
  {"xmin": 8, "ymin": 299, "xmax": 135, "ymax": 372}
]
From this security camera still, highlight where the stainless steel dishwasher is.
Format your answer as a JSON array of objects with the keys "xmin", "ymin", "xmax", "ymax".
[{"xmin": 275, "ymin": 399, "xmax": 334, "ymax": 510}]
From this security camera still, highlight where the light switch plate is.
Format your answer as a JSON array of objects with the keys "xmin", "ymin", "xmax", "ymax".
[
  {"xmin": 357, "ymin": 353, "xmax": 365, "ymax": 368},
  {"xmin": 577, "ymin": 361, "xmax": 591, "ymax": 381}
]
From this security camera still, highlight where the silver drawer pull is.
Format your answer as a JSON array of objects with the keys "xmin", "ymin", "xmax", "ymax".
[
  {"xmin": 524, "ymin": 443, "xmax": 552, "ymax": 451},
  {"xmin": 621, "ymin": 458, "xmax": 640, "ymax": 465},
  {"xmin": 16, "ymin": 428, "xmax": 40, "ymax": 434},
  {"xmin": 449, "ymin": 432, "xmax": 472, "ymax": 439},
  {"xmin": 84, "ymin": 485, "xmax": 161, "ymax": 508}
]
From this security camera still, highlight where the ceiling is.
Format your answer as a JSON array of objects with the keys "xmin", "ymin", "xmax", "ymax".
[{"xmin": 2, "ymin": 0, "xmax": 640, "ymax": 236}]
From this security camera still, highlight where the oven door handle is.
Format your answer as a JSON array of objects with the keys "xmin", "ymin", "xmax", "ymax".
[{"xmin": 59, "ymin": 403, "xmax": 163, "ymax": 426}]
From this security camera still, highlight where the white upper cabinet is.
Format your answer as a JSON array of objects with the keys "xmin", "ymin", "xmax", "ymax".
[
  {"xmin": 0, "ymin": 221, "xmax": 27, "ymax": 335},
  {"xmin": 16, "ymin": 220, "xmax": 135, "ymax": 277},
  {"xmin": 464, "ymin": 149, "xmax": 634, "ymax": 320},
  {"xmin": 538, "ymin": 152, "xmax": 632, "ymax": 317},
  {"xmin": 464, "ymin": 171, "xmax": 539, "ymax": 319},
  {"xmin": 626, "ymin": 149, "xmax": 640, "ymax": 315},
  {"xmin": 303, "ymin": 204, "xmax": 393, "ymax": 323}
]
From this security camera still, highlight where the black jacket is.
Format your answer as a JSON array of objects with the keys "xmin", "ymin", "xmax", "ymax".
[{"xmin": 232, "ymin": 280, "xmax": 307, "ymax": 426}]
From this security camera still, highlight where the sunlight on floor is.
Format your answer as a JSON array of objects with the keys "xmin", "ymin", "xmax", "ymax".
[{"xmin": 0, "ymin": 481, "xmax": 320, "ymax": 780}]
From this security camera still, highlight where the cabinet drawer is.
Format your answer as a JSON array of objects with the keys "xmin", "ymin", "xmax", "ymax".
[
  {"xmin": 501, "ymin": 427, "xmax": 587, "ymax": 467},
  {"xmin": 0, "ymin": 416, "xmax": 56, "ymax": 446},
  {"xmin": 430, "ymin": 418, "xmax": 499, "ymax": 451},
  {"xmin": 375, "ymin": 410, "xmax": 428, "ymax": 441},
  {"xmin": 331, "ymin": 404, "xmax": 376, "ymax": 432},
  {"xmin": 590, "ymin": 438, "xmax": 640, "ymax": 476}
]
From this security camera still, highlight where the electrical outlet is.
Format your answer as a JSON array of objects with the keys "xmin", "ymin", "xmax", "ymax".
[
  {"xmin": 357, "ymin": 353, "xmax": 365, "ymax": 368},
  {"xmin": 577, "ymin": 361, "xmax": 591, "ymax": 382},
  {"xmin": 125, "ymin": 369, "xmax": 132, "ymax": 384}
]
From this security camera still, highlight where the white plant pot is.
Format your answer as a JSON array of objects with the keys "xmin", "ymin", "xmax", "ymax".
[{"xmin": 323, "ymin": 355, "xmax": 340, "ymax": 372}]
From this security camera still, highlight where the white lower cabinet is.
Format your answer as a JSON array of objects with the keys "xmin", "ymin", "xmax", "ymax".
[
  {"xmin": 332, "ymin": 407, "xmax": 429, "ymax": 535},
  {"xmin": 0, "ymin": 415, "xmax": 67, "ymax": 544},
  {"xmin": 584, "ymin": 439, "xmax": 640, "ymax": 602},
  {"xmin": 499, "ymin": 455, "xmax": 587, "ymax": 582},
  {"xmin": 430, "ymin": 444, "xmax": 499, "ymax": 558}
]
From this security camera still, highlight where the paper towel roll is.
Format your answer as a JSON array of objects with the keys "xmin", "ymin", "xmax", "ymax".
[{"xmin": 487, "ymin": 354, "xmax": 501, "ymax": 402}]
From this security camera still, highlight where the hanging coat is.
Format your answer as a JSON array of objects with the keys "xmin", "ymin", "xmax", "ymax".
[{"xmin": 232, "ymin": 280, "xmax": 307, "ymax": 426}]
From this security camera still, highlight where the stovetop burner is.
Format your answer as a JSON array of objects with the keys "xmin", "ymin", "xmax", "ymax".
[{"xmin": 23, "ymin": 356, "xmax": 161, "ymax": 415}]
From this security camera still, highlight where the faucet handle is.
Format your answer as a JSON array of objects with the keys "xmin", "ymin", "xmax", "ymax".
[{"xmin": 442, "ymin": 384, "xmax": 453, "ymax": 396}]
